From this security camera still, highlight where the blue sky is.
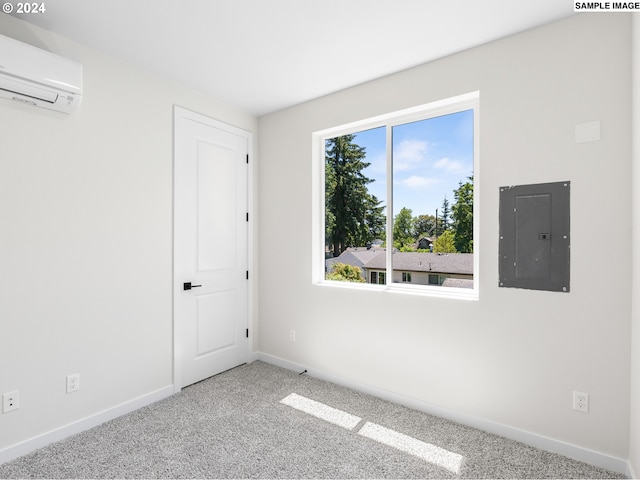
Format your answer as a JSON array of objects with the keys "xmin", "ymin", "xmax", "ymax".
[{"xmin": 354, "ymin": 109, "xmax": 474, "ymax": 219}]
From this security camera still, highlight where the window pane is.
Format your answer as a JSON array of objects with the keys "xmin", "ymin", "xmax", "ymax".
[
  {"xmin": 325, "ymin": 127, "xmax": 386, "ymax": 283},
  {"xmin": 320, "ymin": 94, "xmax": 477, "ymax": 293},
  {"xmin": 391, "ymin": 110, "xmax": 474, "ymax": 288}
]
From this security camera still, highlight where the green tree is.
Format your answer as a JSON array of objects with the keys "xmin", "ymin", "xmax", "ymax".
[
  {"xmin": 413, "ymin": 214, "xmax": 436, "ymax": 238},
  {"xmin": 393, "ymin": 207, "xmax": 414, "ymax": 248},
  {"xmin": 452, "ymin": 176, "xmax": 473, "ymax": 253},
  {"xmin": 326, "ymin": 263, "xmax": 365, "ymax": 282},
  {"xmin": 325, "ymin": 135, "xmax": 385, "ymax": 257},
  {"xmin": 364, "ymin": 194, "xmax": 386, "ymax": 242},
  {"xmin": 439, "ymin": 196, "xmax": 452, "ymax": 234},
  {"xmin": 433, "ymin": 230, "xmax": 457, "ymax": 253}
]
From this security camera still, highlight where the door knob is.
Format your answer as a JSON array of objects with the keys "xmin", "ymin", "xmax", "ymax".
[{"xmin": 183, "ymin": 282, "xmax": 202, "ymax": 290}]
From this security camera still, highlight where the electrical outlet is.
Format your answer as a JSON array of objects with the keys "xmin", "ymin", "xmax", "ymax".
[
  {"xmin": 66, "ymin": 374, "xmax": 80, "ymax": 393},
  {"xmin": 2, "ymin": 391, "xmax": 19, "ymax": 413},
  {"xmin": 573, "ymin": 391, "xmax": 589, "ymax": 413},
  {"xmin": 289, "ymin": 329, "xmax": 296, "ymax": 342}
]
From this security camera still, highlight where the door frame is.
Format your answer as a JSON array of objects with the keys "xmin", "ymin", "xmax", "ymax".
[{"xmin": 172, "ymin": 105, "xmax": 254, "ymax": 393}]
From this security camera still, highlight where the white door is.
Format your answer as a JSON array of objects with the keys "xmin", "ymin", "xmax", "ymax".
[{"xmin": 174, "ymin": 106, "xmax": 249, "ymax": 389}]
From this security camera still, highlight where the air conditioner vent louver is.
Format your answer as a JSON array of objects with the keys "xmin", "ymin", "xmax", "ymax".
[
  {"xmin": 0, "ymin": 75, "xmax": 59, "ymax": 103},
  {"xmin": 0, "ymin": 34, "xmax": 82, "ymax": 114}
]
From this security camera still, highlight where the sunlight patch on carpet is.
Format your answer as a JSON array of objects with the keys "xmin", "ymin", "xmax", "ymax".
[
  {"xmin": 280, "ymin": 393, "xmax": 465, "ymax": 474},
  {"xmin": 359, "ymin": 421, "xmax": 464, "ymax": 474},
  {"xmin": 280, "ymin": 393, "xmax": 362, "ymax": 429}
]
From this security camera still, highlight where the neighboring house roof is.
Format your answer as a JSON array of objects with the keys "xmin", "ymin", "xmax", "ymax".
[
  {"xmin": 325, "ymin": 248, "xmax": 382, "ymax": 271},
  {"xmin": 363, "ymin": 251, "xmax": 473, "ymax": 275},
  {"xmin": 344, "ymin": 245, "xmax": 383, "ymax": 254}
]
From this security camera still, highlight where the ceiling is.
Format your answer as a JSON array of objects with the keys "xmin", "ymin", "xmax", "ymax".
[{"xmin": 15, "ymin": 0, "xmax": 575, "ymax": 116}]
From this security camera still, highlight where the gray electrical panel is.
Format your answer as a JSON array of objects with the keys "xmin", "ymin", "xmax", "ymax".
[{"xmin": 499, "ymin": 181, "xmax": 570, "ymax": 292}]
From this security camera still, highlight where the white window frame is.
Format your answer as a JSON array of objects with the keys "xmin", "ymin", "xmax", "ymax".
[{"xmin": 312, "ymin": 92, "xmax": 479, "ymax": 300}]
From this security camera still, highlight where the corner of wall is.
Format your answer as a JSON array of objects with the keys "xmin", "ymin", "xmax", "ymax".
[{"xmin": 630, "ymin": 11, "xmax": 640, "ymax": 480}]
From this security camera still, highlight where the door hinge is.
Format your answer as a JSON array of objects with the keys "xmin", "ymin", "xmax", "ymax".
[{"xmin": 246, "ymin": 328, "xmax": 249, "ymax": 338}]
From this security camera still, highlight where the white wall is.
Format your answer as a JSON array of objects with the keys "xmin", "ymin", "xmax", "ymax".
[
  {"xmin": 258, "ymin": 13, "xmax": 632, "ymax": 469},
  {"xmin": 0, "ymin": 15, "xmax": 257, "ymax": 456},
  {"xmin": 630, "ymin": 12, "xmax": 640, "ymax": 480},
  {"xmin": 1, "ymin": 10, "xmax": 635, "ymax": 474}
]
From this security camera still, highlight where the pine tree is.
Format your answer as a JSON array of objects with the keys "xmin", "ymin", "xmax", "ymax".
[
  {"xmin": 325, "ymin": 135, "xmax": 385, "ymax": 257},
  {"xmin": 439, "ymin": 196, "xmax": 451, "ymax": 234},
  {"xmin": 452, "ymin": 176, "xmax": 473, "ymax": 253}
]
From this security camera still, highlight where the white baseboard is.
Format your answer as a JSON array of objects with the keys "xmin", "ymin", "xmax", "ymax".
[
  {"xmin": 0, "ymin": 385, "xmax": 174, "ymax": 466},
  {"xmin": 2, "ymin": 360, "xmax": 632, "ymax": 478},
  {"xmin": 255, "ymin": 352, "xmax": 630, "ymax": 476},
  {"xmin": 247, "ymin": 350, "xmax": 260, "ymax": 364}
]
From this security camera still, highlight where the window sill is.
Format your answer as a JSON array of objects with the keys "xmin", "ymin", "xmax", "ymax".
[{"xmin": 315, "ymin": 280, "xmax": 479, "ymax": 301}]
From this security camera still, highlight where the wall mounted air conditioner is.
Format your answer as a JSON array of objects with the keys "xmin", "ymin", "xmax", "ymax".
[{"xmin": 0, "ymin": 34, "xmax": 82, "ymax": 114}]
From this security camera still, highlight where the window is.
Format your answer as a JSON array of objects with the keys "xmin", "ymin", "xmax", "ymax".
[
  {"xmin": 316, "ymin": 92, "xmax": 478, "ymax": 298},
  {"xmin": 370, "ymin": 271, "xmax": 385, "ymax": 285}
]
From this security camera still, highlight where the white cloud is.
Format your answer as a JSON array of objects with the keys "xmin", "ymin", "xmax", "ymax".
[
  {"xmin": 393, "ymin": 139, "xmax": 429, "ymax": 172},
  {"xmin": 433, "ymin": 157, "xmax": 464, "ymax": 174},
  {"xmin": 368, "ymin": 152, "xmax": 387, "ymax": 175},
  {"xmin": 401, "ymin": 175, "xmax": 439, "ymax": 188}
]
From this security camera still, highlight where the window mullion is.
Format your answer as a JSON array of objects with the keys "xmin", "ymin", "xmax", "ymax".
[{"xmin": 386, "ymin": 124, "xmax": 393, "ymax": 286}]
